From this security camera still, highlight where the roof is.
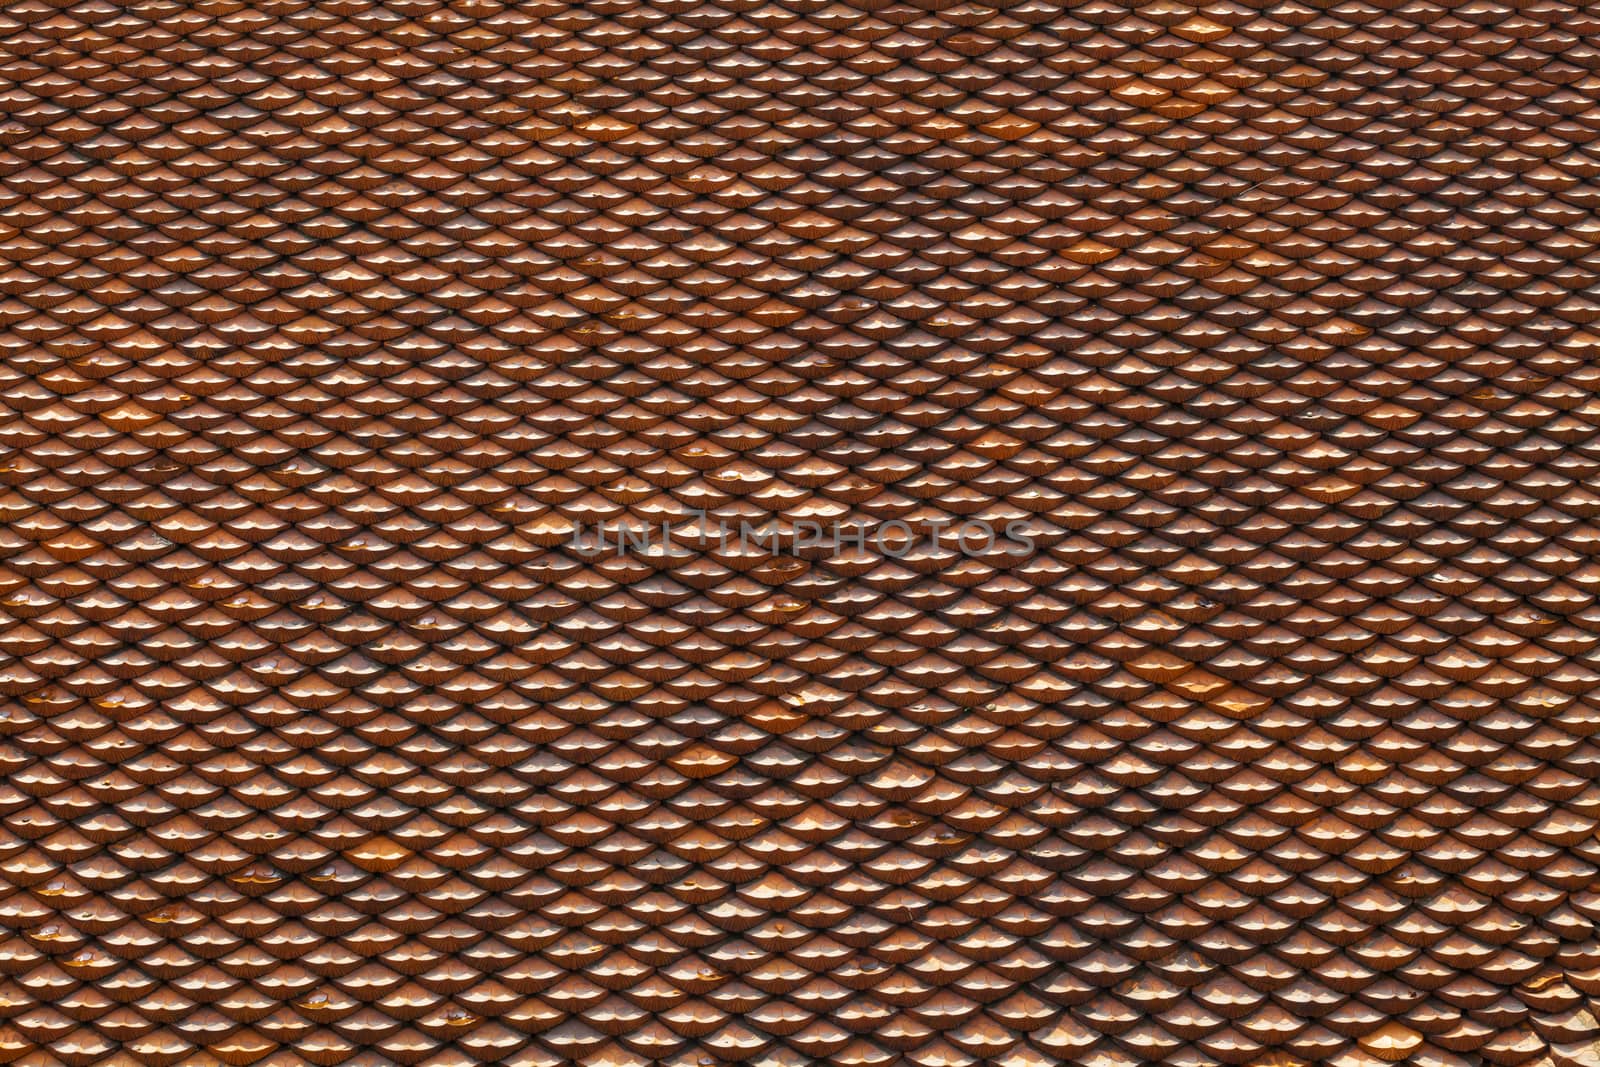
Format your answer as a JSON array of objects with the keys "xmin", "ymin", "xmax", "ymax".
[{"xmin": 1, "ymin": 0, "xmax": 1599, "ymax": 1065}]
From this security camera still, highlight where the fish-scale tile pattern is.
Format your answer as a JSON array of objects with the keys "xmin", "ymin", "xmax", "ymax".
[{"xmin": 2, "ymin": 0, "xmax": 1600, "ymax": 1065}]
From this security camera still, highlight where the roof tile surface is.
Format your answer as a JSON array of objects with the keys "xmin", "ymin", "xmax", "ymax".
[{"xmin": 1, "ymin": 0, "xmax": 1600, "ymax": 1065}]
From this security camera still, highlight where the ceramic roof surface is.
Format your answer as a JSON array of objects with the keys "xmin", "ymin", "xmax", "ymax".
[{"xmin": 2, "ymin": 0, "xmax": 1600, "ymax": 1065}]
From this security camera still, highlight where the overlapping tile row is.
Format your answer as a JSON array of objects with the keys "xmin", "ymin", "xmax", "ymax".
[{"xmin": 1, "ymin": 0, "xmax": 1599, "ymax": 1064}]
